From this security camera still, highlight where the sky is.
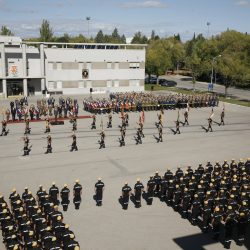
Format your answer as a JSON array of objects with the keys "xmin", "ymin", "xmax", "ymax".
[{"xmin": 0, "ymin": 0, "xmax": 250, "ymax": 41}]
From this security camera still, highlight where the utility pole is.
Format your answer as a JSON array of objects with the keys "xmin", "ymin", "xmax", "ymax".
[{"xmin": 86, "ymin": 17, "xmax": 91, "ymax": 37}]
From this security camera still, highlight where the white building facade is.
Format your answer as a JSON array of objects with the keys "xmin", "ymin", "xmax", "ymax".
[{"xmin": 0, "ymin": 36, "xmax": 146, "ymax": 97}]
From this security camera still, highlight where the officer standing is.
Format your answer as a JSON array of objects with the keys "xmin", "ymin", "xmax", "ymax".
[
  {"xmin": 45, "ymin": 135, "xmax": 52, "ymax": 154},
  {"xmin": 146, "ymin": 176, "xmax": 155, "ymax": 205},
  {"xmin": 133, "ymin": 178, "xmax": 144, "ymax": 208},
  {"xmin": 73, "ymin": 180, "xmax": 82, "ymax": 210},
  {"xmin": 70, "ymin": 132, "xmax": 78, "ymax": 152},
  {"xmin": 94, "ymin": 178, "xmax": 105, "ymax": 206},
  {"xmin": 60, "ymin": 184, "xmax": 70, "ymax": 212},
  {"xmin": 49, "ymin": 182, "xmax": 59, "ymax": 206},
  {"xmin": 121, "ymin": 182, "xmax": 132, "ymax": 210}
]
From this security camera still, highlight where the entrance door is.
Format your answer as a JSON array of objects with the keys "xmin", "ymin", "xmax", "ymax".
[{"xmin": 7, "ymin": 79, "xmax": 23, "ymax": 96}]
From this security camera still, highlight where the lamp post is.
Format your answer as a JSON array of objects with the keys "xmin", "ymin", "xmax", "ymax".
[
  {"xmin": 210, "ymin": 55, "xmax": 221, "ymax": 92},
  {"xmin": 86, "ymin": 17, "xmax": 91, "ymax": 37}
]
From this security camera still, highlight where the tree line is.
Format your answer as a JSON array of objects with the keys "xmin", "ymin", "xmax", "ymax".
[{"xmin": 1, "ymin": 20, "xmax": 250, "ymax": 91}]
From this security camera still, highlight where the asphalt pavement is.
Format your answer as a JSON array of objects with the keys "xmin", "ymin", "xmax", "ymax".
[{"xmin": 0, "ymin": 98, "xmax": 249, "ymax": 250}]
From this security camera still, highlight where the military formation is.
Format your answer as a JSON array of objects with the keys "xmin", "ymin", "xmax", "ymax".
[
  {"xmin": 118, "ymin": 158, "xmax": 250, "ymax": 249},
  {"xmin": 0, "ymin": 184, "xmax": 81, "ymax": 249},
  {"xmin": 83, "ymin": 92, "xmax": 219, "ymax": 113}
]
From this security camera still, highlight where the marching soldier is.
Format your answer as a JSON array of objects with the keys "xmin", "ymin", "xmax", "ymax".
[
  {"xmin": 72, "ymin": 118, "xmax": 77, "ymax": 131},
  {"xmin": 70, "ymin": 132, "xmax": 78, "ymax": 152},
  {"xmin": 157, "ymin": 125, "xmax": 163, "ymax": 142},
  {"xmin": 160, "ymin": 176, "xmax": 168, "ymax": 201},
  {"xmin": 64, "ymin": 234, "xmax": 80, "ymax": 250},
  {"xmin": 174, "ymin": 120, "xmax": 181, "ymax": 135},
  {"xmin": 24, "ymin": 119, "xmax": 31, "ymax": 134},
  {"xmin": 95, "ymin": 178, "xmax": 105, "ymax": 206},
  {"xmin": 146, "ymin": 176, "xmax": 155, "ymax": 205},
  {"xmin": 133, "ymin": 178, "xmax": 144, "ymax": 208},
  {"xmin": 125, "ymin": 113, "xmax": 129, "ymax": 127},
  {"xmin": 201, "ymin": 200, "xmax": 212, "ymax": 232},
  {"xmin": 98, "ymin": 130, "xmax": 105, "ymax": 149},
  {"xmin": 0, "ymin": 119, "xmax": 8, "ymax": 136},
  {"xmin": 107, "ymin": 113, "xmax": 112, "ymax": 128},
  {"xmin": 135, "ymin": 127, "xmax": 142, "ymax": 145},
  {"xmin": 45, "ymin": 135, "xmax": 52, "ymax": 154},
  {"xmin": 181, "ymin": 188, "xmax": 191, "ymax": 218},
  {"xmin": 219, "ymin": 107, "xmax": 225, "ymax": 126},
  {"xmin": 153, "ymin": 171, "xmax": 161, "ymax": 196},
  {"xmin": 183, "ymin": 109, "xmax": 189, "ymax": 126},
  {"xmin": 49, "ymin": 182, "xmax": 59, "ymax": 206},
  {"xmin": 44, "ymin": 119, "xmax": 51, "ymax": 133},
  {"xmin": 22, "ymin": 135, "xmax": 31, "ymax": 156},
  {"xmin": 236, "ymin": 212, "xmax": 249, "ymax": 246},
  {"xmin": 73, "ymin": 180, "xmax": 82, "ymax": 210},
  {"xmin": 121, "ymin": 182, "xmax": 132, "ymax": 210},
  {"xmin": 60, "ymin": 184, "xmax": 70, "ymax": 212},
  {"xmin": 206, "ymin": 117, "xmax": 213, "ymax": 132},
  {"xmin": 119, "ymin": 127, "xmax": 126, "ymax": 147},
  {"xmin": 155, "ymin": 112, "xmax": 163, "ymax": 128},
  {"xmin": 91, "ymin": 115, "xmax": 96, "ymax": 129}
]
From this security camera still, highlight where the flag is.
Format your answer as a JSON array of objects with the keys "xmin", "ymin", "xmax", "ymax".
[{"xmin": 209, "ymin": 108, "xmax": 214, "ymax": 118}]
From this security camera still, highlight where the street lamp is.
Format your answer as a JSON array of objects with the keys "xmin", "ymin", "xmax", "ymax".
[
  {"xmin": 206, "ymin": 22, "xmax": 211, "ymax": 38},
  {"xmin": 86, "ymin": 17, "xmax": 91, "ymax": 37},
  {"xmin": 210, "ymin": 55, "xmax": 221, "ymax": 92}
]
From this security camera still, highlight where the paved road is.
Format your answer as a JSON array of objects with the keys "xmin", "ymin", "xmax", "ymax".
[
  {"xmin": 0, "ymin": 99, "xmax": 249, "ymax": 250},
  {"xmin": 163, "ymin": 74, "xmax": 250, "ymax": 101}
]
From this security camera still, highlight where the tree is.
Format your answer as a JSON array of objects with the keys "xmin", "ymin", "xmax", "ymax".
[
  {"xmin": 0, "ymin": 25, "xmax": 14, "ymax": 36},
  {"xmin": 131, "ymin": 31, "xmax": 148, "ymax": 44},
  {"xmin": 39, "ymin": 19, "xmax": 53, "ymax": 42},
  {"xmin": 95, "ymin": 30, "xmax": 104, "ymax": 43},
  {"xmin": 54, "ymin": 33, "xmax": 70, "ymax": 43}
]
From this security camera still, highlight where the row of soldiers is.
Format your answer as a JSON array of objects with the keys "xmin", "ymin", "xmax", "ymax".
[
  {"xmin": 119, "ymin": 158, "xmax": 250, "ymax": 249},
  {"xmin": 0, "ymin": 105, "xmax": 225, "ymax": 155},
  {"xmin": 83, "ymin": 92, "xmax": 219, "ymax": 114},
  {"xmin": 0, "ymin": 187, "xmax": 80, "ymax": 249}
]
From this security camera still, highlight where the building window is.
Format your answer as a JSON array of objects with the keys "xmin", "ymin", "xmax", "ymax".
[
  {"xmin": 107, "ymin": 62, "xmax": 112, "ymax": 69},
  {"xmin": 129, "ymin": 62, "xmax": 140, "ymax": 69},
  {"xmin": 48, "ymin": 81, "xmax": 56, "ymax": 89},
  {"xmin": 129, "ymin": 79, "xmax": 140, "ymax": 87},
  {"xmin": 107, "ymin": 80, "xmax": 112, "ymax": 87},
  {"xmin": 79, "ymin": 81, "xmax": 84, "ymax": 88},
  {"xmin": 114, "ymin": 80, "xmax": 119, "ymax": 87},
  {"xmin": 114, "ymin": 62, "xmax": 119, "ymax": 69},
  {"xmin": 86, "ymin": 62, "xmax": 92, "ymax": 70},
  {"xmin": 57, "ymin": 62, "xmax": 62, "ymax": 70}
]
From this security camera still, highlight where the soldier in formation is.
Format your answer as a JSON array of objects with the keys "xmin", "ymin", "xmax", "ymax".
[
  {"xmin": 121, "ymin": 182, "xmax": 132, "ymax": 210},
  {"xmin": 94, "ymin": 178, "xmax": 105, "ymax": 206},
  {"xmin": 45, "ymin": 135, "xmax": 52, "ymax": 154},
  {"xmin": 73, "ymin": 180, "xmax": 82, "ymax": 210}
]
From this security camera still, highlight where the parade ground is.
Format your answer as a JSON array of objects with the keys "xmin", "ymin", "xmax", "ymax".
[{"xmin": 0, "ymin": 96, "xmax": 249, "ymax": 250}]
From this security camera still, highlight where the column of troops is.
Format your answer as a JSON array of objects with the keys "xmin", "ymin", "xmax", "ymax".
[
  {"xmin": 83, "ymin": 92, "xmax": 219, "ymax": 113},
  {"xmin": 119, "ymin": 158, "xmax": 250, "ymax": 249}
]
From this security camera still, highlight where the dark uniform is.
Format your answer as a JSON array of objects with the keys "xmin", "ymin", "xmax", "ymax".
[
  {"xmin": 158, "ymin": 125, "xmax": 163, "ymax": 142},
  {"xmin": 95, "ymin": 178, "xmax": 105, "ymax": 206},
  {"xmin": 146, "ymin": 176, "xmax": 155, "ymax": 205},
  {"xmin": 49, "ymin": 183, "xmax": 59, "ymax": 206},
  {"xmin": 45, "ymin": 135, "xmax": 52, "ymax": 154},
  {"xmin": 60, "ymin": 185, "xmax": 70, "ymax": 211},
  {"xmin": 73, "ymin": 180, "xmax": 82, "ymax": 210},
  {"xmin": 70, "ymin": 133, "xmax": 78, "ymax": 152},
  {"xmin": 153, "ymin": 172, "xmax": 162, "ymax": 196},
  {"xmin": 211, "ymin": 207, "xmax": 223, "ymax": 240},
  {"xmin": 119, "ymin": 127, "xmax": 126, "ymax": 147},
  {"xmin": 135, "ymin": 128, "xmax": 142, "ymax": 145},
  {"xmin": 121, "ymin": 183, "xmax": 132, "ymax": 210},
  {"xmin": 133, "ymin": 179, "xmax": 144, "ymax": 208}
]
